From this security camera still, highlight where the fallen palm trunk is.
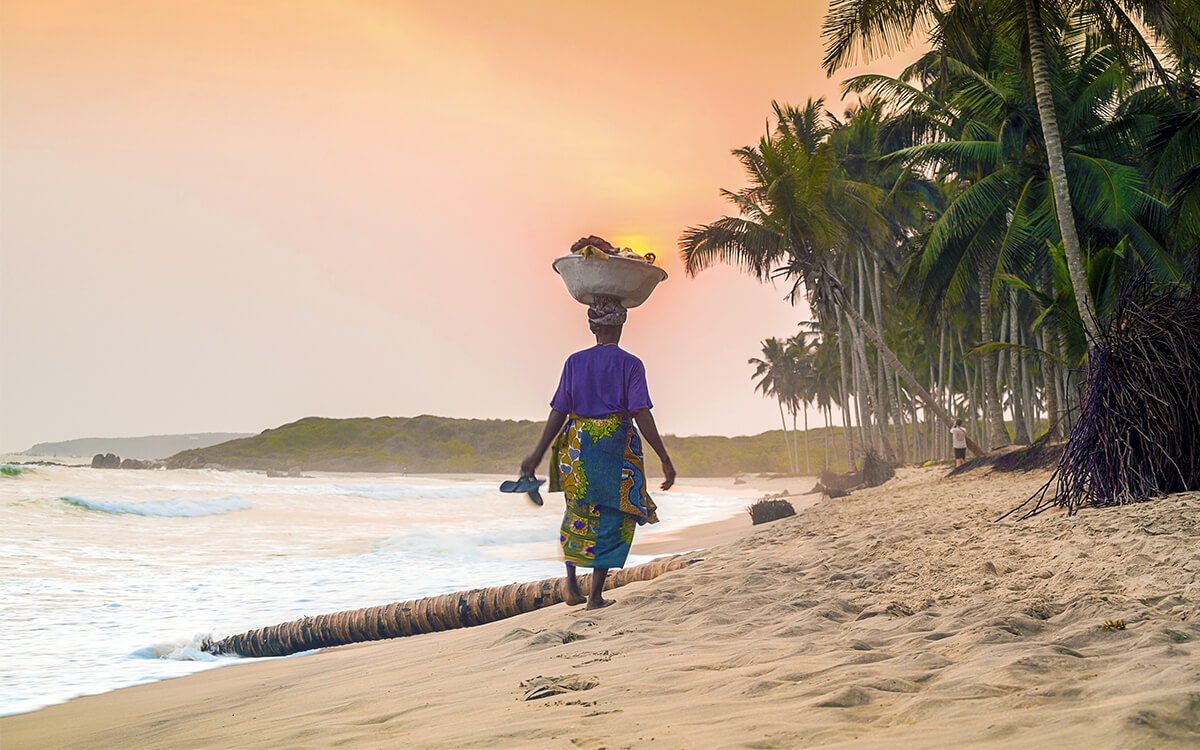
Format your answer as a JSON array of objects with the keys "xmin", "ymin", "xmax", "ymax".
[{"xmin": 204, "ymin": 554, "xmax": 698, "ymax": 658}]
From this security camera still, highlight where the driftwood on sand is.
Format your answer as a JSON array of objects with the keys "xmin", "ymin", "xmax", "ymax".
[
  {"xmin": 204, "ymin": 555, "xmax": 698, "ymax": 658},
  {"xmin": 807, "ymin": 452, "xmax": 895, "ymax": 498}
]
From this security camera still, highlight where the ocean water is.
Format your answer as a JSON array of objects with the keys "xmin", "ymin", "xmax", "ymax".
[{"xmin": 0, "ymin": 464, "xmax": 764, "ymax": 716}]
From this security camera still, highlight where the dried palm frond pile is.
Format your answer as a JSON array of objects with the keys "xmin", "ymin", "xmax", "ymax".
[
  {"xmin": 1006, "ymin": 284, "xmax": 1200, "ymax": 519},
  {"xmin": 747, "ymin": 498, "xmax": 796, "ymax": 524}
]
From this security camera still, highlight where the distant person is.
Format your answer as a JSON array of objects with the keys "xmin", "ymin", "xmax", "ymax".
[
  {"xmin": 951, "ymin": 419, "xmax": 968, "ymax": 467},
  {"xmin": 521, "ymin": 296, "xmax": 676, "ymax": 610}
]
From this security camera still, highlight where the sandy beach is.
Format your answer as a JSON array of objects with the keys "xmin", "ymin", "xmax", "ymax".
[{"xmin": 4, "ymin": 465, "xmax": 1197, "ymax": 749}]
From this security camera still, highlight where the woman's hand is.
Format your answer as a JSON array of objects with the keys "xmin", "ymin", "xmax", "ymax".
[
  {"xmin": 632, "ymin": 409, "xmax": 675, "ymax": 491},
  {"xmin": 660, "ymin": 459, "xmax": 676, "ymax": 491},
  {"xmin": 521, "ymin": 409, "xmax": 568, "ymax": 479}
]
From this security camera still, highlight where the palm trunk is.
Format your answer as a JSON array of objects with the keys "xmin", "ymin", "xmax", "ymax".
[
  {"xmin": 979, "ymin": 257, "xmax": 1011, "ymax": 449},
  {"xmin": 1022, "ymin": 344, "xmax": 1036, "ymax": 439},
  {"xmin": 939, "ymin": 325, "xmax": 949, "ymax": 460},
  {"xmin": 905, "ymin": 371, "xmax": 918, "ymax": 463},
  {"xmin": 837, "ymin": 323, "xmax": 858, "ymax": 470},
  {"xmin": 802, "ymin": 406, "xmax": 811, "ymax": 474},
  {"xmin": 1040, "ymin": 263, "xmax": 1062, "ymax": 439},
  {"xmin": 791, "ymin": 407, "xmax": 802, "ymax": 474},
  {"xmin": 837, "ymin": 289, "xmax": 985, "ymax": 456},
  {"xmin": 854, "ymin": 331, "xmax": 873, "ymax": 453},
  {"xmin": 862, "ymin": 255, "xmax": 896, "ymax": 463},
  {"xmin": 854, "ymin": 264, "xmax": 895, "ymax": 462},
  {"xmin": 847, "ymin": 316, "xmax": 872, "ymax": 455},
  {"xmin": 853, "ymin": 328, "xmax": 883, "ymax": 456},
  {"xmin": 1040, "ymin": 326, "xmax": 1061, "ymax": 439},
  {"xmin": 871, "ymin": 256, "xmax": 908, "ymax": 464},
  {"xmin": 206, "ymin": 555, "xmax": 697, "ymax": 658},
  {"xmin": 962, "ymin": 330, "xmax": 983, "ymax": 444},
  {"xmin": 778, "ymin": 399, "xmax": 795, "ymax": 473},
  {"xmin": 1024, "ymin": 0, "xmax": 1100, "ymax": 342},
  {"xmin": 823, "ymin": 406, "xmax": 832, "ymax": 470},
  {"xmin": 1010, "ymin": 296, "xmax": 1031, "ymax": 444},
  {"xmin": 930, "ymin": 357, "xmax": 939, "ymax": 463},
  {"xmin": 850, "ymin": 276, "xmax": 874, "ymax": 454}
]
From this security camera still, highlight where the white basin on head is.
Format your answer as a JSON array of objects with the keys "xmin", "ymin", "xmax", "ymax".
[{"xmin": 552, "ymin": 254, "xmax": 668, "ymax": 308}]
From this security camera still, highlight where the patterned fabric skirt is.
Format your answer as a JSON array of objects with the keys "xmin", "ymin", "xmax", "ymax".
[
  {"xmin": 560, "ymin": 497, "xmax": 638, "ymax": 568},
  {"xmin": 550, "ymin": 413, "xmax": 658, "ymax": 570}
]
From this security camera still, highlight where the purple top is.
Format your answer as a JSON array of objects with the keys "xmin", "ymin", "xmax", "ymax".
[{"xmin": 550, "ymin": 345, "xmax": 653, "ymax": 417}]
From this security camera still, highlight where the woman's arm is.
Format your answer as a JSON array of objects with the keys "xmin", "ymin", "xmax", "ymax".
[
  {"xmin": 520, "ymin": 408, "xmax": 568, "ymax": 477},
  {"xmin": 632, "ymin": 408, "xmax": 676, "ymax": 490}
]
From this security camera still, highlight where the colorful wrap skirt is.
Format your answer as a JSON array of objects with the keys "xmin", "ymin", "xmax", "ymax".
[{"xmin": 549, "ymin": 413, "xmax": 659, "ymax": 569}]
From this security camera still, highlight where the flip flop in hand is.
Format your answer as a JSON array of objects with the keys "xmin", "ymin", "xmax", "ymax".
[{"xmin": 499, "ymin": 476, "xmax": 545, "ymax": 506}]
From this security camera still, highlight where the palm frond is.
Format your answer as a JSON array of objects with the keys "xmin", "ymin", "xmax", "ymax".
[
  {"xmin": 886, "ymin": 139, "xmax": 1001, "ymax": 175},
  {"xmin": 822, "ymin": 0, "xmax": 933, "ymax": 74},
  {"xmin": 679, "ymin": 217, "xmax": 788, "ymax": 280},
  {"xmin": 964, "ymin": 340, "xmax": 1067, "ymax": 366},
  {"xmin": 841, "ymin": 73, "xmax": 944, "ymax": 112}
]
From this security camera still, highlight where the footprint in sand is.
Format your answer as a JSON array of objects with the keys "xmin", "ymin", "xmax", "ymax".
[
  {"xmin": 520, "ymin": 674, "xmax": 600, "ymax": 701},
  {"xmin": 816, "ymin": 686, "xmax": 872, "ymax": 707}
]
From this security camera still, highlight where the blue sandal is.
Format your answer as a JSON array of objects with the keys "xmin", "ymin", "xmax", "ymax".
[{"xmin": 500, "ymin": 476, "xmax": 545, "ymax": 505}]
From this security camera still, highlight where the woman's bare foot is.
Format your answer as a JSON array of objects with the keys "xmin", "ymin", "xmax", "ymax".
[
  {"xmin": 563, "ymin": 563, "xmax": 586, "ymax": 605},
  {"xmin": 585, "ymin": 597, "xmax": 614, "ymax": 610}
]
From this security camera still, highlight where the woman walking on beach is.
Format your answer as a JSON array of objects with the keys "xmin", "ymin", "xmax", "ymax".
[{"xmin": 521, "ymin": 296, "xmax": 676, "ymax": 610}]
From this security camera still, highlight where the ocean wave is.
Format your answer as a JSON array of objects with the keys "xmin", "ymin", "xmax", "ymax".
[
  {"xmin": 153, "ymin": 480, "xmax": 502, "ymax": 502},
  {"xmin": 58, "ymin": 496, "xmax": 252, "ymax": 517},
  {"xmin": 326, "ymin": 483, "xmax": 500, "ymax": 501}
]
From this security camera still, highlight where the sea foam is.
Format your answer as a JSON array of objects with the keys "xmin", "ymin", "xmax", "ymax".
[
  {"xmin": 327, "ymin": 482, "xmax": 499, "ymax": 501},
  {"xmin": 58, "ymin": 496, "xmax": 251, "ymax": 517},
  {"xmin": 136, "ymin": 635, "xmax": 222, "ymax": 661}
]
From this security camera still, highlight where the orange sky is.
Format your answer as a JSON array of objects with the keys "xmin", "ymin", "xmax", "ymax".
[{"xmin": 0, "ymin": 0, "xmax": 916, "ymax": 451}]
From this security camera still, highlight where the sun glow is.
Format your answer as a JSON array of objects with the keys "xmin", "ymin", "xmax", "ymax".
[{"xmin": 608, "ymin": 234, "xmax": 657, "ymax": 255}]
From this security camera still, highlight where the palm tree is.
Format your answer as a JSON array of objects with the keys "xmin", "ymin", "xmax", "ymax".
[
  {"xmin": 786, "ymin": 331, "xmax": 821, "ymax": 474},
  {"xmin": 869, "ymin": 23, "xmax": 1172, "ymax": 447},
  {"xmin": 682, "ymin": 100, "xmax": 986, "ymax": 456},
  {"xmin": 750, "ymin": 337, "xmax": 799, "ymax": 471},
  {"xmin": 806, "ymin": 327, "xmax": 846, "ymax": 469},
  {"xmin": 822, "ymin": 0, "xmax": 1200, "ymax": 343},
  {"xmin": 827, "ymin": 98, "xmax": 943, "ymax": 462}
]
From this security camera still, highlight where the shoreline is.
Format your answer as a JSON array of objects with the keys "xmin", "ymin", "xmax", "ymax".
[
  {"xmin": 6, "ymin": 466, "xmax": 1195, "ymax": 748},
  {"xmin": 0, "ymin": 469, "xmax": 791, "ymax": 719}
]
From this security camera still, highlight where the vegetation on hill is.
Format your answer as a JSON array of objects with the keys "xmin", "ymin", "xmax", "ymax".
[
  {"xmin": 23, "ymin": 433, "xmax": 253, "ymax": 460},
  {"xmin": 164, "ymin": 415, "xmax": 854, "ymax": 477}
]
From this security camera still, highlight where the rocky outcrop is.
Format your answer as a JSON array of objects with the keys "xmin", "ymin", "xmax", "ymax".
[
  {"xmin": 91, "ymin": 453, "xmax": 162, "ymax": 469},
  {"xmin": 120, "ymin": 458, "xmax": 162, "ymax": 470},
  {"xmin": 164, "ymin": 453, "xmax": 208, "ymax": 470}
]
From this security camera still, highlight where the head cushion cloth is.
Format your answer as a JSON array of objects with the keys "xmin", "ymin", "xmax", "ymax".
[{"xmin": 587, "ymin": 295, "xmax": 627, "ymax": 327}]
